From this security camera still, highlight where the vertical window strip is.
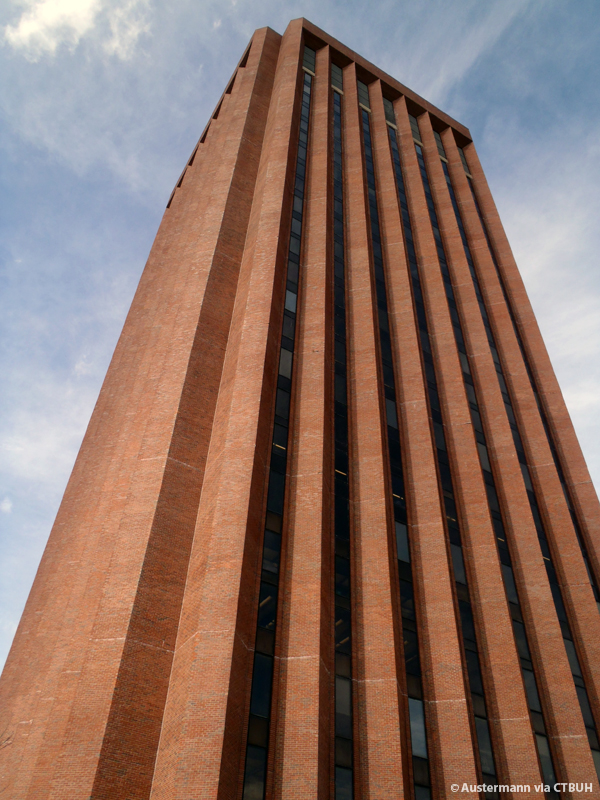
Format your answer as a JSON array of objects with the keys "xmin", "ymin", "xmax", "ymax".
[
  {"xmin": 241, "ymin": 58, "xmax": 314, "ymax": 800},
  {"xmin": 357, "ymin": 80, "xmax": 370, "ymax": 110},
  {"xmin": 332, "ymin": 63, "xmax": 343, "ymax": 92},
  {"xmin": 384, "ymin": 100, "xmax": 499, "ymax": 795},
  {"xmin": 433, "ymin": 130, "xmax": 446, "ymax": 160},
  {"xmin": 464, "ymin": 167, "xmax": 600, "ymax": 616},
  {"xmin": 439, "ymin": 150, "xmax": 600, "ymax": 780},
  {"xmin": 408, "ymin": 113, "xmax": 560, "ymax": 796},
  {"xmin": 332, "ymin": 77, "xmax": 354, "ymax": 800},
  {"xmin": 458, "ymin": 147, "xmax": 471, "ymax": 175},
  {"xmin": 360, "ymin": 84, "xmax": 431, "ymax": 800}
]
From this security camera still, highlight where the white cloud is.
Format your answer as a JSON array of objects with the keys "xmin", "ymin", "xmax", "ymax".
[
  {"xmin": 4, "ymin": 0, "xmax": 103, "ymax": 58},
  {"xmin": 0, "ymin": 498, "xmax": 13, "ymax": 514},
  {"xmin": 3, "ymin": 0, "xmax": 149, "ymax": 61},
  {"xmin": 103, "ymin": 0, "xmax": 150, "ymax": 59},
  {"xmin": 1, "ymin": 383, "xmax": 97, "ymax": 483},
  {"xmin": 350, "ymin": 0, "xmax": 547, "ymax": 108},
  {"xmin": 421, "ymin": 0, "xmax": 540, "ymax": 101},
  {"xmin": 73, "ymin": 354, "xmax": 93, "ymax": 376},
  {"xmin": 0, "ymin": 0, "xmax": 543, "ymax": 198},
  {"xmin": 486, "ymin": 119, "xmax": 600, "ymax": 486}
]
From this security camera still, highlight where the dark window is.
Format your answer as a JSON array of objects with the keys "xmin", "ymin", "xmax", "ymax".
[
  {"xmin": 520, "ymin": 462, "xmax": 533, "ymax": 492},
  {"xmin": 409, "ymin": 114, "xmax": 421, "ymax": 142},
  {"xmin": 335, "ymin": 373, "xmax": 347, "ymax": 404},
  {"xmin": 335, "ymin": 606, "xmax": 351, "ymax": 654},
  {"xmin": 475, "ymin": 717, "xmax": 495, "ymax": 776},
  {"xmin": 576, "ymin": 686, "xmax": 596, "ymax": 729},
  {"xmin": 335, "ymin": 736, "xmax": 352, "ymax": 768},
  {"xmin": 250, "ymin": 653, "xmax": 273, "ymax": 718},
  {"xmin": 404, "ymin": 628, "xmax": 421, "ymax": 676},
  {"xmin": 243, "ymin": 745, "xmax": 267, "ymax": 800},
  {"xmin": 272, "ymin": 423, "xmax": 287, "ymax": 450},
  {"xmin": 564, "ymin": 638, "xmax": 582, "ymax": 677},
  {"xmin": 247, "ymin": 715, "xmax": 268, "ymax": 747},
  {"xmin": 255, "ymin": 628, "xmax": 274, "ymax": 656},
  {"xmin": 512, "ymin": 620, "xmax": 531, "ymax": 661},
  {"xmin": 433, "ymin": 421, "xmax": 446, "ymax": 451},
  {"xmin": 257, "ymin": 583, "xmax": 278, "ymax": 630},
  {"xmin": 335, "ymin": 766, "xmax": 353, "ymax": 800},
  {"xmin": 282, "ymin": 313, "xmax": 295, "ymax": 340},
  {"xmin": 287, "ymin": 258, "xmax": 299, "ymax": 284},
  {"xmin": 335, "ymin": 339, "xmax": 346, "ymax": 365},
  {"xmin": 357, "ymin": 80, "xmax": 370, "ymax": 109},
  {"xmin": 335, "ymin": 676, "xmax": 352, "ymax": 738},
  {"xmin": 262, "ymin": 530, "xmax": 281, "ymax": 575},
  {"xmin": 409, "ymin": 697, "xmax": 428, "ymax": 758},
  {"xmin": 451, "ymin": 544, "xmax": 467, "ymax": 585},
  {"xmin": 383, "ymin": 97, "xmax": 395, "ymax": 124},
  {"xmin": 335, "ymin": 556, "xmax": 350, "ymax": 597},
  {"xmin": 433, "ymin": 130, "xmax": 446, "ymax": 159},
  {"xmin": 267, "ymin": 470, "xmax": 285, "ymax": 515},
  {"xmin": 523, "ymin": 668, "xmax": 542, "ymax": 713},
  {"xmin": 485, "ymin": 483, "xmax": 500, "ymax": 514},
  {"xmin": 535, "ymin": 734, "xmax": 557, "ymax": 787},
  {"xmin": 331, "ymin": 63, "xmax": 343, "ymax": 91},
  {"xmin": 385, "ymin": 398, "xmax": 398, "ymax": 429},
  {"xmin": 279, "ymin": 348, "xmax": 293, "ymax": 379},
  {"xmin": 413, "ymin": 757, "xmax": 430, "ymax": 787},
  {"xmin": 285, "ymin": 290, "xmax": 297, "ymax": 313},
  {"xmin": 400, "ymin": 580, "xmax": 415, "ymax": 620},
  {"xmin": 303, "ymin": 45, "xmax": 316, "ymax": 73},
  {"xmin": 396, "ymin": 521, "xmax": 410, "ymax": 563},
  {"xmin": 501, "ymin": 564, "xmax": 519, "ymax": 604},
  {"xmin": 275, "ymin": 389, "xmax": 290, "ymax": 420},
  {"xmin": 466, "ymin": 649, "xmax": 484, "ymax": 696},
  {"xmin": 459, "ymin": 600, "xmax": 476, "ymax": 644}
]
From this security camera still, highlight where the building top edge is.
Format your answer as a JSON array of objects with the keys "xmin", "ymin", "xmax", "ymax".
[{"xmin": 288, "ymin": 17, "xmax": 472, "ymax": 142}]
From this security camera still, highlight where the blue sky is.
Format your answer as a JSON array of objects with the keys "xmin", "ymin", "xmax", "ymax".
[{"xmin": 0, "ymin": 0, "xmax": 599, "ymax": 669}]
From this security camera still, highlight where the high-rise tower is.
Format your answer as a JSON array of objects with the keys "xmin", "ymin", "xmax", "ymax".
[{"xmin": 1, "ymin": 17, "xmax": 599, "ymax": 800}]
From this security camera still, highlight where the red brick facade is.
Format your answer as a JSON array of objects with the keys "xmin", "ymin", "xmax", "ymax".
[{"xmin": 1, "ymin": 18, "xmax": 598, "ymax": 800}]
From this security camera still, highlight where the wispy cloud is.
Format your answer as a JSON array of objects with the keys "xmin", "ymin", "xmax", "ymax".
[
  {"xmin": 0, "ymin": 498, "xmax": 12, "ymax": 514},
  {"xmin": 4, "ymin": 0, "xmax": 103, "ymax": 59},
  {"xmin": 103, "ymin": 0, "xmax": 150, "ymax": 59},
  {"xmin": 3, "ymin": 0, "xmax": 149, "ymax": 61},
  {"xmin": 478, "ymin": 64, "xmax": 600, "ymax": 484}
]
